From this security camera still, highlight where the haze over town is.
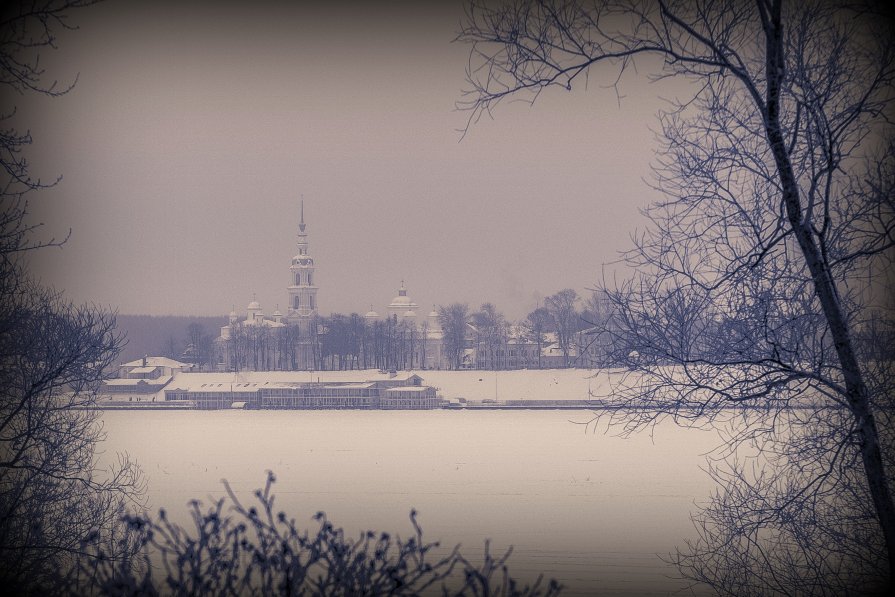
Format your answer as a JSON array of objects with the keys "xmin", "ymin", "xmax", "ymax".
[
  {"xmin": 5, "ymin": 0, "xmax": 895, "ymax": 594},
  {"xmin": 21, "ymin": 0, "xmax": 685, "ymax": 319}
]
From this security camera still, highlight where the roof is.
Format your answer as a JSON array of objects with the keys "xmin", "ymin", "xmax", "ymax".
[
  {"xmin": 128, "ymin": 366, "xmax": 159, "ymax": 374},
  {"xmin": 100, "ymin": 375, "xmax": 173, "ymax": 392},
  {"xmin": 175, "ymin": 386, "xmax": 262, "ymax": 394},
  {"xmin": 248, "ymin": 318, "xmax": 285, "ymax": 328},
  {"xmin": 145, "ymin": 370, "xmax": 433, "ymax": 394},
  {"xmin": 122, "ymin": 357, "xmax": 191, "ymax": 369},
  {"xmin": 102, "ymin": 376, "xmax": 172, "ymax": 388},
  {"xmin": 385, "ymin": 373, "xmax": 423, "ymax": 382},
  {"xmin": 384, "ymin": 386, "xmax": 430, "ymax": 393},
  {"xmin": 389, "ymin": 296, "xmax": 417, "ymax": 308},
  {"xmin": 388, "ymin": 284, "xmax": 418, "ymax": 310}
]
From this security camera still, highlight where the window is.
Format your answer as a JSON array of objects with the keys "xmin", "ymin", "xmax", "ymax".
[
  {"xmin": 295, "ymin": 273, "xmax": 301, "ymax": 285},
  {"xmin": 310, "ymin": 295, "xmax": 315, "ymax": 309},
  {"xmin": 308, "ymin": 272, "xmax": 313, "ymax": 285},
  {"xmin": 294, "ymin": 296, "xmax": 299, "ymax": 309}
]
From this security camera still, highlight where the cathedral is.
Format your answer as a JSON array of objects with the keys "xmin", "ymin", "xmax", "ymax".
[
  {"xmin": 215, "ymin": 200, "xmax": 450, "ymax": 371},
  {"xmin": 216, "ymin": 201, "xmax": 318, "ymax": 370}
]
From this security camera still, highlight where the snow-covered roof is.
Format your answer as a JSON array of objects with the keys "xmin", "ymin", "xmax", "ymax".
[
  {"xmin": 122, "ymin": 356, "xmax": 191, "ymax": 369},
  {"xmin": 103, "ymin": 376, "xmax": 172, "ymax": 388},
  {"xmin": 128, "ymin": 366, "xmax": 159, "ymax": 374},
  {"xmin": 386, "ymin": 373, "xmax": 423, "ymax": 382},
  {"xmin": 320, "ymin": 382, "xmax": 378, "ymax": 389},
  {"xmin": 253, "ymin": 318, "xmax": 285, "ymax": 328},
  {"xmin": 100, "ymin": 375, "xmax": 173, "ymax": 393},
  {"xmin": 384, "ymin": 386, "xmax": 430, "ymax": 393},
  {"xmin": 389, "ymin": 296, "xmax": 416, "ymax": 308}
]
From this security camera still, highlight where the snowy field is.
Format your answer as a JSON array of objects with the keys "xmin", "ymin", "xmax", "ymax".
[{"xmin": 99, "ymin": 407, "xmax": 718, "ymax": 596}]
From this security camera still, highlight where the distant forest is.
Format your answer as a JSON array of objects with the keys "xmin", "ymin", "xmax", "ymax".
[{"xmin": 115, "ymin": 315, "xmax": 227, "ymax": 365}]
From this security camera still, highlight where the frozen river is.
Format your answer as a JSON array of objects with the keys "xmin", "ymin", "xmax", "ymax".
[{"xmin": 99, "ymin": 409, "xmax": 719, "ymax": 595}]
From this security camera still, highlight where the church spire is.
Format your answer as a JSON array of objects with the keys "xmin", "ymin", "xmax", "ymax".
[{"xmin": 299, "ymin": 196, "xmax": 306, "ymax": 233}]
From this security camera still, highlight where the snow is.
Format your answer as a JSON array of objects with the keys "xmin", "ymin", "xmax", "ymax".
[{"xmin": 122, "ymin": 356, "xmax": 191, "ymax": 369}]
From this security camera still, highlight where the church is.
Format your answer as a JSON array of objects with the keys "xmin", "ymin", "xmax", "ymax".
[
  {"xmin": 215, "ymin": 201, "xmax": 449, "ymax": 371},
  {"xmin": 216, "ymin": 201, "xmax": 318, "ymax": 371},
  {"xmin": 362, "ymin": 282, "xmax": 448, "ymax": 370}
]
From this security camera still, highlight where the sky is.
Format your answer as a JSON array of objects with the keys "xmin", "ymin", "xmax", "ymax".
[{"xmin": 20, "ymin": 0, "xmax": 679, "ymax": 320}]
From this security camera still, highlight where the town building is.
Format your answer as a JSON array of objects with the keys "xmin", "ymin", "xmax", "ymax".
[
  {"xmin": 96, "ymin": 368, "xmax": 440, "ymax": 410},
  {"xmin": 164, "ymin": 373, "xmax": 437, "ymax": 410},
  {"xmin": 99, "ymin": 356, "xmax": 194, "ymax": 403}
]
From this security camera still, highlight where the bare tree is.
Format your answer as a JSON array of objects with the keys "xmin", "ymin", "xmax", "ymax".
[
  {"xmin": 418, "ymin": 319, "xmax": 429, "ymax": 370},
  {"xmin": 459, "ymin": 0, "xmax": 895, "ymax": 592},
  {"xmin": 184, "ymin": 322, "xmax": 204, "ymax": 366},
  {"xmin": 0, "ymin": 282, "xmax": 144, "ymax": 590},
  {"xmin": 524, "ymin": 307, "xmax": 551, "ymax": 369},
  {"xmin": 545, "ymin": 289, "xmax": 579, "ymax": 368},
  {"xmin": 164, "ymin": 334, "xmax": 180, "ymax": 360},
  {"xmin": 1, "ymin": 1, "xmax": 145, "ymax": 591},
  {"xmin": 472, "ymin": 303, "xmax": 509, "ymax": 370},
  {"xmin": 438, "ymin": 303, "xmax": 470, "ymax": 370}
]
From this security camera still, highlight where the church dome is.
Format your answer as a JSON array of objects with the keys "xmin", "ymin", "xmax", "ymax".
[
  {"xmin": 403, "ymin": 309, "xmax": 417, "ymax": 318},
  {"xmin": 428, "ymin": 309, "xmax": 438, "ymax": 318},
  {"xmin": 388, "ymin": 281, "xmax": 418, "ymax": 311},
  {"xmin": 247, "ymin": 300, "xmax": 261, "ymax": 311},
  {"xmin": 365, "ymin": 310, "xmax": 379, "ymax": 319},
  {"xmin": 272, "ymin": 309, "xmax": 283, "ymax": 317}
]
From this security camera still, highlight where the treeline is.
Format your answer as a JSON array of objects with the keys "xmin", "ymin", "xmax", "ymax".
[
  {"xmin": 216, "ymin": 289, "xmax": 617, "ymax": 372},
  {"xmin": 439, "ymin": 288, "xmax": 616, "ymax": 369},
  {"xmin": 315, "ymin": 288, "xmax": 614, "ymax": 371},
  {"xmin": 116, "ymin": 290, "xmax": 615, "ymax": 373}
]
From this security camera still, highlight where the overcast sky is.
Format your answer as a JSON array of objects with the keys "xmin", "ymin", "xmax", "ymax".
[{"xmin": 22, "ymin": 0, "xmax": 680, "ymax": 320}]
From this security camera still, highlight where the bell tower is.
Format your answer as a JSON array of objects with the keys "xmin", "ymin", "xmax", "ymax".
[{"xmin": 287, "ymin": 199, "xmax": 318, "ymax": 368}]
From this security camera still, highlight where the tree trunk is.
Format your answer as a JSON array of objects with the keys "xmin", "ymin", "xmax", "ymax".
[{"xmin": 762, "ymin": 1, "xmax": 895, "ymax": 581}]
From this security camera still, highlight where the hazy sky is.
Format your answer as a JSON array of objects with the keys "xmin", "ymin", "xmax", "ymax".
[{"xmin": 22, "ymin": 0, "xmax": 679, "ymax": 320}]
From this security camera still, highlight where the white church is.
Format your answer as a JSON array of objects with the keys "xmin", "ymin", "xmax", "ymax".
[
  {"xmin": 215, "ymin": 201, "xmax": 448, "ymax": 371},
  {"xmin": 216, "ymin": 201, "xmax": 319, "ymax": 370}
]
